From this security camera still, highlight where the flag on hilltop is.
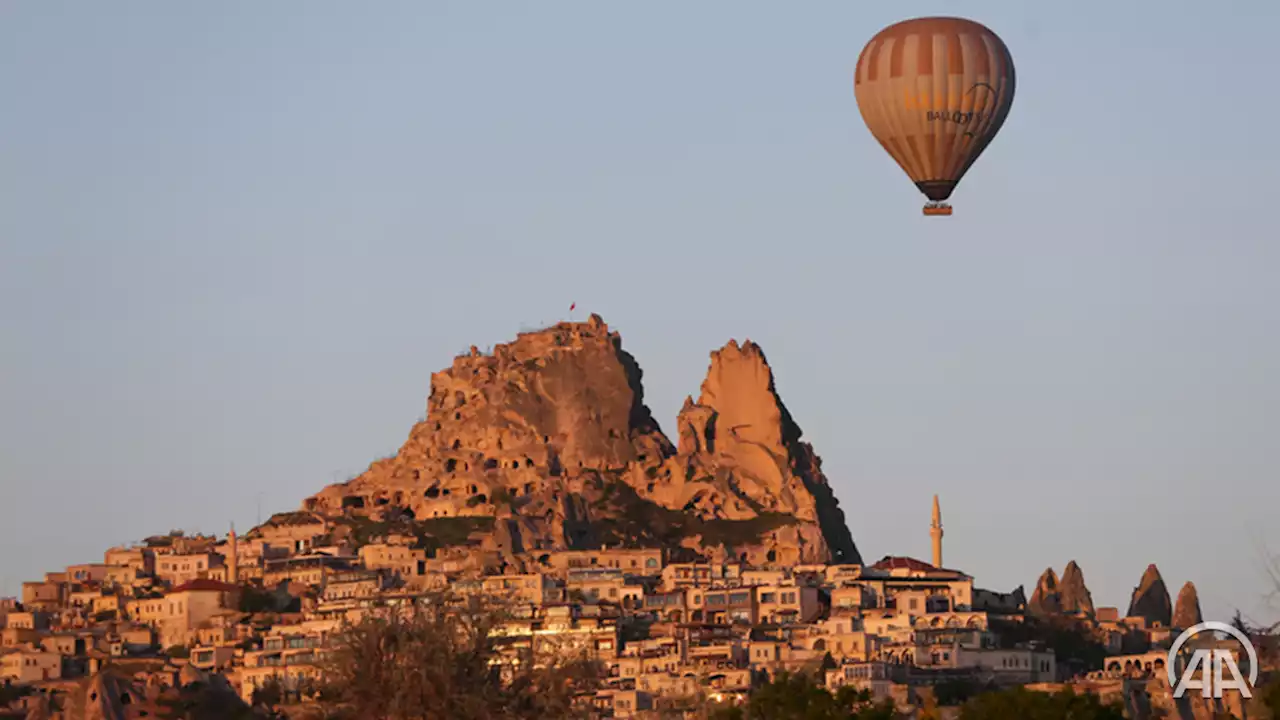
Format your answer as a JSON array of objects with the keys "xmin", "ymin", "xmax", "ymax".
[{"xmin": 569, "ymin": 302, "xmax": 576, "ymax": 312}]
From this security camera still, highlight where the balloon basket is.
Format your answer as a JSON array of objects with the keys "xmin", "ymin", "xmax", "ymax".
[{"xmin": 923, "ymin": 203, "xmax": 953, "ymax": 217}]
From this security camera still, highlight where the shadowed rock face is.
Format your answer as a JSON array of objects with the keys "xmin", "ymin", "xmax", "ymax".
[
  {"xmin": 1028, "ymin": 562, "xmax": 1096, "ymax": 617},
  {"xmin": 59, "ymin": 670, "xmax": 241, "ymax": 720},
  {"xmin": 1028, "ymin": 567, "xmax": 1062, "ymax": 616},
  {"xmin": 1173, "ymin": 581, "xmax": 1203, "ymax": 629},
  {"xmin": 677, "ymin": 340, "xmax": 861, "ymax": 563},
  {"xmin": 1059, "ymin": 560, "xmax": 1096, "ymax": 616},
  {"xmin": 1127, "ymin": 564, "xmax": 1173, "ymax": 626},
  {"xmin": 303, "ymin": 316, "xmax": 860, "ymax": 565}
]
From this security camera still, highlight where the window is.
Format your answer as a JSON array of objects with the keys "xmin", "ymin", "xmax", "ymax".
[{"xmin": 782, "ymin": 592, "xmax": 796, "ymax": 604}]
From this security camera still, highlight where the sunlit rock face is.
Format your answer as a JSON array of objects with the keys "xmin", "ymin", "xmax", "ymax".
[{"xmin": 304, "ymin": 316, "xmax": 861, "ymax": 566}]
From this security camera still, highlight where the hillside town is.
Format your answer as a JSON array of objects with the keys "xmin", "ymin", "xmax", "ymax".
[
  {"xmin": 0, "ymin": 494, "xmax": 1246, "ymax": 719},
  {"xmin": 1, "ymin": 319, "xmax": 1266, "ymax": 719}
]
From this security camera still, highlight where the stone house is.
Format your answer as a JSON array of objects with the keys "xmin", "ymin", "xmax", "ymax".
[
  {"xmin": 4, "ymin": 611, "xmax": 50, "ymax": 632},
  {"xmin": 0, "ymin": 647, "xmax": 63, "ymax": 684},
  {"xmin": 65, "ymin": 563, "xmax": 111, "ymax": 585},
  {"xmin": 155, "ymin": 552, "xmax": 221, "ymax": 587},
  {"xmin": 130, "ymin": 580, "xmax": 240, "ymax": 647},
  {"xmin": 39, "ymin": 633, "xmax": 85, "ymax": 657},
  {"xmin": 21, "ymin": 581, "xmax": 63, "ymax": 609},
  {"xmin": 1, "ymin": 628, "xmax": 42, "ymax": 648},
  {"xmin": 542, "ymin": 549, "xmax": 663, "ymax": 576},
  {"xmin": 104, "ymin": 546, "xmax": 156, "ymax": 575},
  {"xmin": 755, "ymin": 584, "xmax": 823, "ymax": 624},
  {"xmin": 661, "ymin": 562, "xmax": 743, "ymax": 590},
  {"xmin": 247, "ymin": 512, "xmax": 330, "ymax": 555}
]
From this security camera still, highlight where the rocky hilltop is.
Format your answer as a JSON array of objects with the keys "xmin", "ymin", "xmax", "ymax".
[{"xmin": 304, "ymin": 315, "xmax": 861, "ymax": 567}]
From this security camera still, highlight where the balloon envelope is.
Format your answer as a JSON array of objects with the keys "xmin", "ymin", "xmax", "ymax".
[{"xmin": 854, "ymin": 17, "xmax": 1015, "ymax": 204}]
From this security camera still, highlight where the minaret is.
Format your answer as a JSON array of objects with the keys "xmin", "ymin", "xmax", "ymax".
[
  {"xmin": 930, "ymin": 494, "xmax": 944, "ymax": 568},
  {"xmin": 228, "ymin": 524, "xmax": 239, "ymax": 585}
]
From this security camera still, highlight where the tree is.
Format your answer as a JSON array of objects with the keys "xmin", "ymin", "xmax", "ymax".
[
  {"xmin": 995, "ymin": 616, "xmax": 1107, "ymax": 675},
  {"xmin": 317, "ymin": 597, "xmax": 601, "ymax": 720},
  {"xmin": 959, "ymin": 686, "xmax": 1125, "ymax": 720},
  {"xmin": 239, "ymin": 585, "xmax": 276, "ymax": 613},
  {"xmin": 251, "ymin": 678, "xmax": 283, "ymax": 711},
  {"xmin": 918, "ymin": 694, "xmax": 940, "ymax": 720},
  {"xmin": 711, "ymin": 671, "xmax": 893, "ymax": 720},
  {"xmin": 1257, "ymin": 674, "xmax": 1280, "ymax": 717},
  {"xmin": 934, "ymin": 678, "xmax": 984, "ymax": 706},
  {"xmin": 0, "ymin": 680, "xmax": 32, "ymax": 708}
]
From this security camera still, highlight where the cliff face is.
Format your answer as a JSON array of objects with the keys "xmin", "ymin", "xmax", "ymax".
[{"xmin": 304, "ymin": 316, "xmax": 861, "ymax": 566}]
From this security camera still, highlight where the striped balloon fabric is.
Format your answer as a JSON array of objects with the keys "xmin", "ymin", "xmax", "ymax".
[{"xmin": 854, "ymin": 17, "xmax": 1015, "ymax": 213}]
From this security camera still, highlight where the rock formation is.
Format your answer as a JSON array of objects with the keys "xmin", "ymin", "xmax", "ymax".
[
  {"xmin": 1028, "ymin": 567, "xmax": 1061, "ymax": 616},
  {"xmin": 1028, "ymin": 561, "xmax": 1096, "ymax": 618},
  {"xmin": 303, "ymin": 316, "xmax": 861, "ymax": 566},
  {"xmin": 23, "ymin": 695, "xmax": 51, "ymax": 720},
  {"xmin": 646, "ymin": 339, "xmax": 859, "ymax": 563},
  {"xmin": 1126, "ymin": 564, "xmax": 1173, "ymax": 627},
  {"xmin": 1173, "ymin": 581, "xmax": 1203, "ymax": 629},
  {"xmin": 1059, "ymin": 560, "xmax": 1095, "ymax": 616},
  {"xmin": 81, "ymin": 671, "xmax": 132, "ymax": 720}
]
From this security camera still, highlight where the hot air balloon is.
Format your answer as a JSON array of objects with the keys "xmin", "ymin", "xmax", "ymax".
[{"xmin": 854, "ymin": 17, "xmax": 1015, "ymax": 216}]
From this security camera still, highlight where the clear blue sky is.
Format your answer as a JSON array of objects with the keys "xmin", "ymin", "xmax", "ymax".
[{"xmin": 2, "ymin": 1, "xmax": 1278, "ymax": 625}]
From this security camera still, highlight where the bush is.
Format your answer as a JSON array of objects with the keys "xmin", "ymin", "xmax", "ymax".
[
  {"xmin": 959, "ymin": 686, "xmax": 1125, "ymax": 720},
  {"xmin": 239, "ymin": 585, "xmax": 275, "ymax": 613},
  {"xmin": 0, "ymin": 682, "xmax": 33, "ymax": 707},
  {"xmin": 166, "ymin": 644, "xmax": 191, "ymax": 659},
  {"xmin": 592, "ymin": 478, "xmax": 798, "ymax": 550},
  {"xmin": 708, "ymin": 671, "xmax": 891, "ymax": 720},
  {"xmin": 934, "ymin": 678, "xmax": 988, "ymax": 706}
]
